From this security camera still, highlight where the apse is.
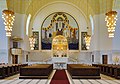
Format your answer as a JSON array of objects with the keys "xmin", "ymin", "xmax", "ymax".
[{"xmin": 41, "ymin": 12, "xmax": 79, "ymax": 50}]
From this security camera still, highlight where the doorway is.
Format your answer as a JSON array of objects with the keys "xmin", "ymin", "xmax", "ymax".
[
  {"xmin": 92, "ymin": 55, "xmax": 94, "ymax": 62},
  {"xmin": 12, "ymin": 55, "xmax": 18, "ymax": 64},
  {"xmin": 102, "ymin": 55, "xmax": 108, "ymax": 64}
]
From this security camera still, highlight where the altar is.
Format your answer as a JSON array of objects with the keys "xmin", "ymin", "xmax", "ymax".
[
  {"xmin": 52, "ymin": 35, "xmax": 68, "ymax": 69},
  {"xmin": 52, "ymin": 57, "xmax": 68, "ymax": 69}
]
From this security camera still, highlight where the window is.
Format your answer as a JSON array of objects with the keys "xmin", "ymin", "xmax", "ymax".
[
  {"xmin": 26, "ymin": 55, "xmax": 28, "ymax": 62},
  {"xmin": 89, "ymin": 15, "xmax": 94, "ymax": 35},
  {"xmin": 26, "ymin": 14, "xmax": 31, "ymax": 36},
  {"xmin": 13, "ymin": 42, "xmax": 18, "ymax": 48},
  {"xmin": 92, "ymin": 55, "xmax": 94, "ymax": 62}
]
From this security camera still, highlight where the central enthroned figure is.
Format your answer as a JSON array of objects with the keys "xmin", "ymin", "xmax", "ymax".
[{"xmin": 56, "ymin": 29, "xmax": 63, "ymax": 35}]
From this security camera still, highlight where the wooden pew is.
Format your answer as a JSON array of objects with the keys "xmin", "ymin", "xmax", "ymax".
[
  {"xmin": 9, "ymin": 65, "xmax": 14, "ymax": 76},
  {"xmin": 0, "ymin": 66, "xmax": 5, "ymax": 79},
  {"xmin": 4, "ymin": 65, "xmax": 10, "ymax": 77},
  {"xmin": 92, "ymin": 64, "xmax": 120, "ymax": 79},
  {"xmin": 19, "ymin": 64, "xmax": 53, "ymax": 79},
  {"xmin": 67, "ymin": 64, "xmax": 101, "ymax": 79},
  {"xmin": 0, "ymin": 64, "xmax": 28, "ymax": 79}
]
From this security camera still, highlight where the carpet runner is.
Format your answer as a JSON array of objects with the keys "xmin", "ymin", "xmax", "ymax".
[{"xmin": 50, "ymin": 70, "xmax": 70, "ymax": 84}]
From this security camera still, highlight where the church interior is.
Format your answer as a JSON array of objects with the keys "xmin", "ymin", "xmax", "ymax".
[{"xmin": 0, "ymin": 0, "xmax": 120, "ymax": 84}]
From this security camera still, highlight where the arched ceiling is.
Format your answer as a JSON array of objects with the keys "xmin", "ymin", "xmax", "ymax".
[
  {"xmin": 6, "ymin": 0, "xmax": 119, "ymax": 17},
  {"xmin": 5, "ymin": 0, "xmax": 120, "ymax": 36}
]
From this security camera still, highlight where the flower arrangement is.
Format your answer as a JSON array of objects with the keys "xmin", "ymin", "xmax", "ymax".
[{"xmin": 113, "ymin": 56, "xmax": 119, "ymax": 65}]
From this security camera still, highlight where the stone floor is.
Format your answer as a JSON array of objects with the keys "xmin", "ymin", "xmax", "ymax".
[{"xmin": 0, "ymin": 70, "xmax": 120, "ymax": 84}]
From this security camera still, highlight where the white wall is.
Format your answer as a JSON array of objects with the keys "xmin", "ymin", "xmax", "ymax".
[
  {"xmin": 0, "ymin": 2, "xmax": 30, "ymax": 64},
  {"xmin": 28, "ymin": 51, "xmax": 52, "ymax": 62},
  {"xmin": 68, "ymin": 51, "xmax": 91, "ymax": 64},
  {"xmin": 91, "ymin": 11, "xmax": 120, "ymax": 64},
  {"xmin": 113, "ymin": 10, "xmax": 120, "ymax": 50},
  {"xmin": 90, "ymin": 15, "xmax": 100, "ymax": 51},
  {"xmin": 78, "ymin": 52, "xmax": 92, "ymax": 64},
  {"xmin": 12, "ymin": 13, "xmax": 30, "ymax": 51},
  {"xmin": 90, "ymin": 14, "xmax": 112, "ymax": 51},
  {"xmin": 0, "ymin": 0, "xmax": 9, "ymax": 64},
  {"xmin": 91, "ymin": 51, "xmax": 101, "ymax": 64},
  {"xmin": 8, "ymin": 13, "xmax": 30, "ymax": 64},
  {"xmin": 99, "ymin": 14, "xmax": 112, "ymax": 51},
  {"xmin": 26, "ymin": 51, "xmax": 92, "ymax": 64},
  {"xmin": 98, "ymin": 12, "xmax": 120, "ymax": 51}
]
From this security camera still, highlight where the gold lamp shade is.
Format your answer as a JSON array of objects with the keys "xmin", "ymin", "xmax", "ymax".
[
  {"xmin": 85, "ymin": 35, "xmax": 91, "ymax": 49},
  {"xmin": 2, "ymin": 10, "xmax": 15, "ymax": 37},
  {"xmin": 29, "ymin": 36, "xmax": 35, "ymax": 50},
  {"xmin": 105, "ymin": 11, "xmax": 117, "ymax": 38}
]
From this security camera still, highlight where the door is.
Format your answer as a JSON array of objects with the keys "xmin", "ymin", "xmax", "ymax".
[
  {"xmin": 12, "ymin": 55, "xmax": 18, "ymax": 64},
  {"xmin": 92, "ymin": 55, "xmax": 94, "ymax": 62},
  {"xmin": 102, "ymin": 55, "xmax": 108, "ymax": 64}
]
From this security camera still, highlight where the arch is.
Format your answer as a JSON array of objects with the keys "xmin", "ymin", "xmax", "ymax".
[
  {"xmin": 89, "ymin": 15, "xmax": 94, "ymax": 35},
  {"xmin": 26, "ymin": 14, "xmax": 31, "ymax": 36},
  {"xmin": 32, "ymin": 1, "xmax": 92, "ymax": 33},
  {"xmin": 32, "ymin": 2, "xmax": 89, "ymax": 50}
]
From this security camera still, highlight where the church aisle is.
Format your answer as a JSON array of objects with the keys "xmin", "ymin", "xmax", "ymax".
[{"xmin": 50, "ymin": 70, "xmax": 70, "ymax": 84}]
